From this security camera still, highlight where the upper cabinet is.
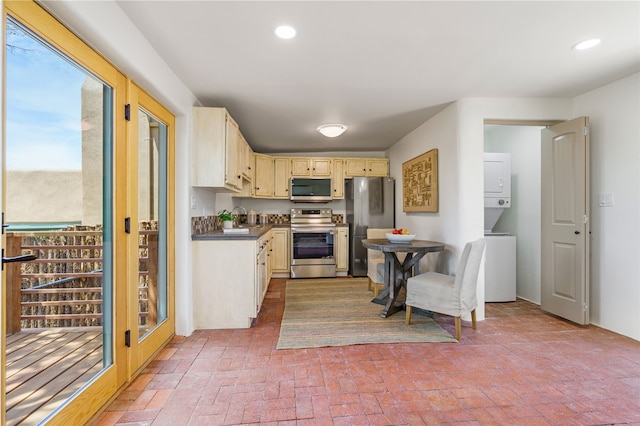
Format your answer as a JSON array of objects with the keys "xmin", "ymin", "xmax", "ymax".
[
  {"xmin": 344, "ymin": 158, "xmax": 389, "ymax": 178},
  {"xmin": 290, "ymin": 157, "xmax": 332, "ymax": 177},
  {"xmin": 273, "ymin": 157, "xmax": 291, "ymax": 198},
  {"xmin": 254, "ymin": 154, "xmax": 274, "ymax": 198},
  {"xmin": 192, "ymin": 107, "xmax": 389, "ymax": 196},
  {"xmin": 332, "ymin": 159, "xmax": 344, "ymax": 199},
  {"xmin": 192, "ymin": 106, "xmax": 252, "ymax": 192}
]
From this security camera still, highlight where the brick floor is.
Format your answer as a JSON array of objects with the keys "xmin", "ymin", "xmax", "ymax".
[{"xmin": 94, "ymin": 278, "xmax": 640, "ymax": 425}]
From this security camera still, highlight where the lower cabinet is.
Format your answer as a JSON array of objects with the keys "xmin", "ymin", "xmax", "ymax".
[
  {"xmin": 192, "ymin": 232, "xmax": 272, "ymax": 329},
  {"xmin": 336, "ymin": 226, "xmax": 349, "ymax": 272},
  {"xmin": 271, "ymin": 228, "xmax": 290, "ymax": 274}
]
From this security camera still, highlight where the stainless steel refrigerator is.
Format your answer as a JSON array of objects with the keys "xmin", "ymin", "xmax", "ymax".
[{"xmin": 345, "ymin": 177, "xmax": 395, "ymax": 277}]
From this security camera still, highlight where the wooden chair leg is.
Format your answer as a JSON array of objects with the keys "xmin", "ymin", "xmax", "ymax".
[
  {"xmin": 368, "ymin": 278, "xmax": 372, "ymax": 291},
  {"xmin": 405, "ymin": 306, "xmax": 412, "ymax": 325},
  {"xmin": 373, "ymin": 283, "xmax": 380, "ymax": 298},
  {"xmin": 471, "ymin": 309, "xmax": 477, "ymax": 330},
  {"xmin": 454, "ymin": 317, "xmax": 461, "ymax": 341}
]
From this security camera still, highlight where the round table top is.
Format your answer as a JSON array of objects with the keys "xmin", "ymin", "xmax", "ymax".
[{"xmin": 362, "ymin": 238, "xmax": 445, "ymax": 253}]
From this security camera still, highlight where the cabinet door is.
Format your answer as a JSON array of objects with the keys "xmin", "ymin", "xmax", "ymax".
[
  {"xmin": 344, "ymin": 158, "xmax": 367, "ymax": 177},
  {"xmin": 271, "ymin": 229, "xmax": 290, "ymax": 272},
  {"xmin": 254, "ymin": 154, "xmax": 274, "ymax": 197},
  {"xmin": 192, "ymin": 107, "xmax": 226, "ymax": 187},
  {"xmin": 336, "ymin": 227, "xmax": 349, "ymax": 271},
  {"xmin": 332, "ymin": 159, "xmax": 344, "ymax": 199},
  {"xmin": 224, "ymin": 117, "xmax": 242, "ymax": 189},
  {"xmin": 311, "ymin": 158, "xmax": 332, "ymax": 176},
  {"xmin": 240, "ymin": 136, "xmax": 253, "ymax": 182},
  {"xmin": 290, "ymin": 158, "xmax": 312, "ymax": 176},
  {"xmin": 274, "ymin": 157, "xmax": 291, "ymax": 198},
  {"xmin": 367, "ymin": 159, "xmax": 389, "ymax": 177}
]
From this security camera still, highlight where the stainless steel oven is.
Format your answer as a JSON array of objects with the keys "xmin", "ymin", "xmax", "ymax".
[{"xmin": 290, "ymin": 208, "xmax": 336, "ymax": 278}]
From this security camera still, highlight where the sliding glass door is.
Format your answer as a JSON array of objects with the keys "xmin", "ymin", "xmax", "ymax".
[{"xmin": 2, "ymin": 1, "xmax": 174, "ymax": 424}]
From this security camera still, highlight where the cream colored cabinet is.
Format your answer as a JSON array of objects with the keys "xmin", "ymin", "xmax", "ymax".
[
  {"xmin": 254, "ymin": 154, "xmax": 274, "ymax": 197},
  {"xmin": 193, "ymin": 235, "xmax": 271, "ymax": 329},
  {"xmin": 332, "ymin": 158, "xmax": 344, "ymax": 199},
  {"xmin": 192, "ymin": 106, "xmax": 249, "ymax": 191},
  {"xmin": 336, "ymin": 226, "xmax": 349, "ymax": 272},
  {"xmin": 290, "ymin": 157, "xmax": 333, "ymax": 177},
  {"xmin": 273, "ymin": 157, "xmax": 291, "ymax": 198},
  {"xmin": 344, "ymin": 158, "xmax": 389, "ymax": 177},
  {"xmin": 271, "ymin": 228, "xmax": 290, "ymax": 273},
  {"xmin": 239, "ymin": 135, "xmax": 253, "ymax": 182}
]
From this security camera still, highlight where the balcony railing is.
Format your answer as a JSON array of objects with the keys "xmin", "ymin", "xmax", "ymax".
[{"xmin": 5, "ymin": 226, "xmax": 158, "ymax": 334}]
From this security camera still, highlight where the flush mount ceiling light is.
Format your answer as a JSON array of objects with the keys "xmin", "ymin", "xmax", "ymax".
[
  {"xmin": 317, "ymin": 124, "xmax": 348, "ymax": 138},
  {"xmin": 275, "ymin": 25, "xmax": 296, "ymax": 39},
  {"xmin": 572, "ymin": 38, "xmax": 601, "ymax": 51}
]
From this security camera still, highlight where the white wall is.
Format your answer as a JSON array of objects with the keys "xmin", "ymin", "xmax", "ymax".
[
  {"xmin": 40, "ymin": 0, "xmax": 198, "ymax": 336},
  {"xmin": 484, "ymin": 125, "xmax": 543, "ymax": 303},
  {"xmin": 572, "ymin": 73, "xmax": 640, "ymax": 340}
]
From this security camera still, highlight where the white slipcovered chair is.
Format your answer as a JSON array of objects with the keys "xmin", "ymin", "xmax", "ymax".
[
  {"xmin": 366, "ymin": 228, "xmax": 405, "ymax": 297},
  {"xmin": 405, "ymin": 238, "xmax": 485, "ymax": 341}
]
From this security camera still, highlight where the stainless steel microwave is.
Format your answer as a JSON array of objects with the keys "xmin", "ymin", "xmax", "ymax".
[{"xmin": 290, "ymin": 177, "xmax": 333, "ymax": 202}]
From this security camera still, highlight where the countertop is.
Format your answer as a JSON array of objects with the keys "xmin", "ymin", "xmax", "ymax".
[{"xmin": 191, "ymin": 222, "xmax": 347, "ymax": 241}]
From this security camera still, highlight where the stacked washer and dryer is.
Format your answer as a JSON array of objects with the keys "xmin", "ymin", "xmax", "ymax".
[{"xmin": 484, "ymin": 153, "xmax": 517, "ymax": 302}]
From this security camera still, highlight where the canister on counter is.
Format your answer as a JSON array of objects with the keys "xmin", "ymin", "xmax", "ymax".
[
  {"xmin": 247, "ymin": 209, "xmax": 257, "ymax": 225},
  {"xmin": 259, "ymin": 213, "xmax": 269, "ymax": 225}
]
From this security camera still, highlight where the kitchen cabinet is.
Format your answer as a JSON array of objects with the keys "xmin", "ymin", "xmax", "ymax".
[
  {"xmin": 192, "ymin": 106, "xmax": 250, "ymax": 191},
  {"xmin": 336, "ymin": 226, "xmax": 349, "ymax": 272},
  {"xmin": 270, "ymin": 228, "xmax": 290, "ymax": 273},
  {"xmin": 239, "ymin": 135, "xmax": 253, "ymax": 182},
  {"xmin": 290, "ymin": 157, "xmax": 332, "ymax": 177},
  {"xmin": 332, "ymin": 158, "xmax": 344, "ymax": 199},
  {"xmin": 344, "ymin": 158, "xmax": 389, "ymax": 177},
  {"xmin": 257, "ymin": 233, "xmax": 270, "ymax": 313},
  {"xmin": 254, "ymin": 153, "xmax": 274, "ymax": 197},
  {"xmin": 273, "ymin": 157, "xmax": 291, "ymax": 198},
  {"xmin": 192, "ymin": 231, "xmax": 272, "ymax": 328}
]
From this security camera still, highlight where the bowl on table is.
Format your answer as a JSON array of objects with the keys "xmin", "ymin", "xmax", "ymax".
[{"xmin": 385, "ymin": 233, "xmax": 416, "ymax": 243}]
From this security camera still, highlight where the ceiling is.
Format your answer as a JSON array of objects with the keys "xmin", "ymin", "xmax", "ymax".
[{"xmin": 114, "ymin": 1, "xmax": 639, "ymax": 153}]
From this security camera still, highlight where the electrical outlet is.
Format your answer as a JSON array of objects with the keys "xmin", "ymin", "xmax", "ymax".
[{"xmin": 191, "ymin": 195, "xmax": 196, "ymax": 209}]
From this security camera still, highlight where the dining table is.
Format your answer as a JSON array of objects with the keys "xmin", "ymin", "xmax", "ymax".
[{"xmin": 362, "ymin": 238, "xmax": 445, "ymax": 318}]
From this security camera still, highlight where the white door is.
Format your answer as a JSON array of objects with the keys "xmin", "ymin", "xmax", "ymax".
[{"xmin": 541, "ymin": 117, "xmax": 590, "ymax": 324}]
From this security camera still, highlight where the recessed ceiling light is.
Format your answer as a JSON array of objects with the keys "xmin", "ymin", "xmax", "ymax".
[
  {"xmin": 275, "ymin": 25, "xmax": 296, "ymax": 39},
  {"xmin": 317, "ymin": 124, "xmax": 347, "ymax": 138},
  {"xmin": 572, "ymin": 38, "xmax": 601, "ymax": 51}
]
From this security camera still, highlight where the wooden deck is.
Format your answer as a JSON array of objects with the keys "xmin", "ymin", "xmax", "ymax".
[{"xmin": 6, "ymin": 329, "xmax": 103, "ymax": 426}]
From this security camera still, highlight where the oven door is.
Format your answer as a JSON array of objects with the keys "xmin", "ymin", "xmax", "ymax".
[{"xmin": 290, "ymin": 227, "xmax": 335, "ymax": 266}]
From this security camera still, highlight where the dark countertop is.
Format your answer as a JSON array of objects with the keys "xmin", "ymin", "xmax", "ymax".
[{"xmin": 192, "ymin": 222, "xmax": 348, "ymax": 241}]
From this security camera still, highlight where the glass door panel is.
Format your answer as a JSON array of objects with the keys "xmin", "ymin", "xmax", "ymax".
[
  {"xmin": 4, "ymin": 16, "xmax": 114, "ymax": 425},
  {"xmin": 137, "ymin": 109, "xmax": 168, "ymax": 340},
  {"xmin": 127, "ymin": 82, "xmax": 174, "ymax": 375}
]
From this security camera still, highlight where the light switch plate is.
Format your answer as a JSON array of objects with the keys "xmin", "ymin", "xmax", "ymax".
[
  {"xmin": 191, "ymin": 195, "xmax": 197, "ymax": 209},
  {"xmin": 598, "ymin": 192, "xmax": 614, "ymax": 207}
]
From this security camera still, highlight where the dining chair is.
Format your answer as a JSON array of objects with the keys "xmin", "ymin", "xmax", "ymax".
[
  {"xmin": 405, "ymin": 238, "xmax": 485, "ymax": 340},
  {"xmin": 366, "ymin": 228, "xmax": 405, "ymax": 297}
]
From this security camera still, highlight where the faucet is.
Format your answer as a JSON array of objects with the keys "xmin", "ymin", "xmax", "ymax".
[{"xmin": 231, "ymin": 205, "xmax": 247, "ymax": 226}]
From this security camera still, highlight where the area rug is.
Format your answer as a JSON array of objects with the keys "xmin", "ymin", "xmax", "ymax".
[{"xmin": 276, "ymin": 278, "xmax": 457, "ymax": 349}]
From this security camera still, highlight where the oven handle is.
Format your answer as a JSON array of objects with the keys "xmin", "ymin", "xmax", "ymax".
[{"xmin": 291, "ymin": 226, "xmax": 336, "ymax": 234}]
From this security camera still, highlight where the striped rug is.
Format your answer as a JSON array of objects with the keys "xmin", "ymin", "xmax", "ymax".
[{"xmin": 276, "ymin": 278, "xmax": 457, "ymax": 349}]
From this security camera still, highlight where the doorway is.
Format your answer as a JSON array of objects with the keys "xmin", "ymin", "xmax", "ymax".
[{"xmin": 484, "ymin": 124, "xmax": 544, "ymax": 304}]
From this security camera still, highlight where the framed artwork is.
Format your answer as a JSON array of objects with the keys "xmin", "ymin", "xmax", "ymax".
[{"xmin": 402, "ymin": 149, "xmax": 438, "ymax": 212}]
